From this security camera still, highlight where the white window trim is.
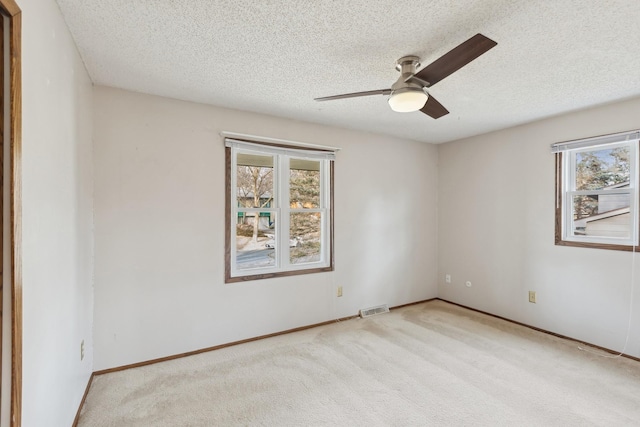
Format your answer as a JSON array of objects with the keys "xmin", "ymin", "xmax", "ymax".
[
  {"xmin": 551, "ymin": 130, "xmax": 640, "ymax": 153},
  {"xmin": 221, "ymin": 131, "xmax": 341, "ymax": 153},
  {"xmin": 227, "ymin": 139, "xmax": 333, "ymax": 280},
  {"xmin": 225, "ymin": 138, "xmax": 337, "ymax": 160},
  {"xmin": 556, "ymin": 135, "xmax": 639, "ymax": 247}
]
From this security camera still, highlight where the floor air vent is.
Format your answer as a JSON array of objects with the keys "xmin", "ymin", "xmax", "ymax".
[{"xmin": 359, "ymin": 304, "xmax": 390, "ymax": 318}]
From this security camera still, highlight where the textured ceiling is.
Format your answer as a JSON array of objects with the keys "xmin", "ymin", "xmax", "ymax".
[{"xmin": 55, "ymin": 0, "xmax": 640, "ymax": 144}]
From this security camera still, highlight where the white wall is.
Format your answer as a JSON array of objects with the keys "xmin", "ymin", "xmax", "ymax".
[
  {"xmin": 438, "ymin": 96, "xmax": 640, "ymax": 359},
  {"xmin": 92, "ymin": 87, "xmax": 439, "ymax": 370},
  {"xmin": 20, "ymin": 0, "xmax": 94, "ymax": 426}
]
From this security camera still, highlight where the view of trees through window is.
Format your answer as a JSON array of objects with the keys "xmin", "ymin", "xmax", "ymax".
[
  {"xmin": 573, "ymin": 146, "xmax": 630, "ymax": 221},
  {"xmin": 236, "ymin": 154, "xmax": 273, "ymax": 245},
  {"xmin": 289, "ymin": 162, "xmax": 321, "ymax": 264},
  {"xmin": 235, "ymin": 154, "xmax": 323, "ymax": 270}
]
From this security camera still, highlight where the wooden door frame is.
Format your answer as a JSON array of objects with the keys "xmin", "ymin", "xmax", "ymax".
[
  {"xmin": 0, "ymin": 12, "xmax": 4, "ymax": 424},
  {"xmin": 0, "ymin": 1, "xmax": 20, "ymax": 426}
]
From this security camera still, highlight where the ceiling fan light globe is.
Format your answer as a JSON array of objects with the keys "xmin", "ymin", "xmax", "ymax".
[{"xmin": 388, "ymin": 88, "xmax": 428, "ymax": 112}]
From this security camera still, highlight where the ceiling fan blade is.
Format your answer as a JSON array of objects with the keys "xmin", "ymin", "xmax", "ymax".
[
  {"xmin": 414, "ymin": 34, "xmax": 497, "ymax": 87},
  {"xmin": 420, "ymin": 95, "xmax": 449, "ymax": 119},
  {"xmin": 314, "ymin": 89, "xmax": 392, "ymax": 102}
]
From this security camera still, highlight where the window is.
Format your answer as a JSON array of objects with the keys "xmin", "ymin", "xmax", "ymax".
[
  {"xmin": 553, "ymin": 130, "xmax": 640, "ymax": 250},
  {"xmin": 225, "ymin": 138, "xmax": 334, "ymax": 282}
]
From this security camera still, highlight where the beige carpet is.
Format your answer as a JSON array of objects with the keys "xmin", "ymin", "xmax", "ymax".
[{"xmin": 78, "ymin": 300, "xmax": 640, "ymax": 426}]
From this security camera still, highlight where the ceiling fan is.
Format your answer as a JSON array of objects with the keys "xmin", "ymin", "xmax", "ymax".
[{"xmin": 314, "ymin": 34, "xmax": 497, "ymax": 119}]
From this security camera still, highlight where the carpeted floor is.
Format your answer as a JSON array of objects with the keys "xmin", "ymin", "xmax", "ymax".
[{"xmin": 78, "ymin": 300, "xmax": 640, "ymax": 426}]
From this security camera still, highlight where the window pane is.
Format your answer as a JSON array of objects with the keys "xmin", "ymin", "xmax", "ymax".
[
  {"xmin": 575, "ymin": 147, "xmax": 630, "ymax": 191},
  {"xmin": 237, "ymin": 153, "xmax": 274, "ymax": 208},
  {"xmin": 290, "ymin": 212, "xmax": 322, "ymax": 264},
  {"xmin": 571, "ymin": 195, "xmax": 631, "ymax": 239},
  {"xmin": 290, "ymin": 159, "xmax": 320, "ymax": 209},
  {"xmin": 236, "ymin": 212, "xmax": 276, "ymax": 270}
]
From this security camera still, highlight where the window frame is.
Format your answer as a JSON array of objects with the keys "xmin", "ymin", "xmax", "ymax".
[
  {"xmin": 554, "ymin": 132, "xmax": 640, "ymax": 251},
  {"xmin": 225, "ymin": 139, "xmax": 334, "ymax": 283}
]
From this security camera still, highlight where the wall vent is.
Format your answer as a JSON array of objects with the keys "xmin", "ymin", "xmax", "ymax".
[{"xmin": 359, "ymin": 304, "xmax": 390, "ymax": 318}]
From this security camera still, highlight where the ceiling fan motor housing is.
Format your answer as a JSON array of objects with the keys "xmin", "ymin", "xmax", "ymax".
[{"xmin": 392, "ymin": 56, "xmax": 425, "ymax": 92}]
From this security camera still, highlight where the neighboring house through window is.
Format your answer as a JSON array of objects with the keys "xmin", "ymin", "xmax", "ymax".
[
  {"xmin": 225, "ymin": 137, "xmax": 335, "ymax": 282},
  {"xmin": 553, "ymin": 130, "xmax": 640, "ymax": 250}
]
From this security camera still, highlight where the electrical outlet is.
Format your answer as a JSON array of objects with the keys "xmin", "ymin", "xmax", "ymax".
[
  {"xmin": 529, "ymin": 291, "xmax": 537, "ymax": 304},
  {"xmin": 80, "ymin": 339, "xmax": 85, "ymax": 361},
  {"xmin": 337, "ymin": 286, "xmax": 343, "ymax": 297},
  {"xmin": 445, "ymin": 274, "xmax": 451, "ymax": 284}
]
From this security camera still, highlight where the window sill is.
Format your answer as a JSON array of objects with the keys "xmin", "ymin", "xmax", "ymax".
[
  {"xmin": 225, "ymin": 265, "xmax": 334, "ymax": 283},
  {"xmin": 555, "ymin": 238, "xmax": 640, "ymax": 252}
]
